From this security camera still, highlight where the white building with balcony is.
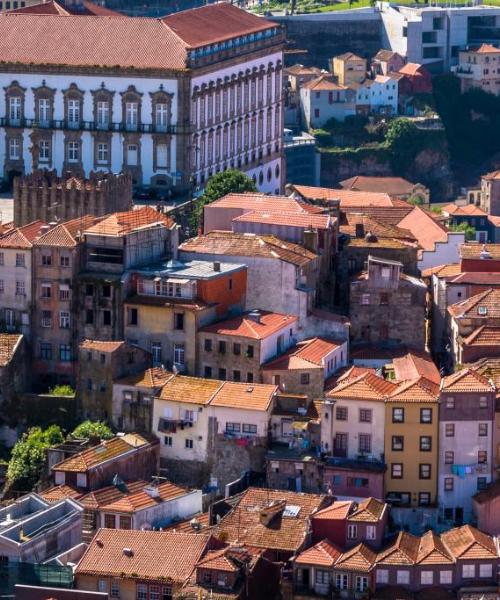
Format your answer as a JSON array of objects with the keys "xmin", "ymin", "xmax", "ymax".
[{"xmin": 454, "ymin": 43, "xmax": 500, "ymax": 95}]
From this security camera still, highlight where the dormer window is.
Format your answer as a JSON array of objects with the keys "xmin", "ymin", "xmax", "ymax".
[{"xmin": 478, "ymin": 306, "xmax": 488, "ymax": 315}]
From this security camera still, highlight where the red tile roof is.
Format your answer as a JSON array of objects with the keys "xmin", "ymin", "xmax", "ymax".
[
  {"xmin": 207, "ymin": 192, "xmax": 322, "ymax": 214},
  {"xmin": 441, "ymin": 524, "xmax": 497, "ymax": 560},
  {"xmin": 294, "ymin": 539, "xmax": 342, "ymax": 566},
  {"xmin": 285, "ymin": 64, "xmax": 322, "ymax": 77},
  {"xmin": 9, "ymin": 0, "xmax": 122, "ymax": 16},
  {"xmin": 85, "ymin": 207, "xmax": 174, "ymax": 236},
  {"xmin": 474, "ymin": 44, "xmax": 500, "ymax": 54},
  {"xmin": 442, "ymin": 203, "xmax": 487, "ymax": 217},
  {"xmin": 483, "ymin": 169, "xmax": 500, "ymax": 181},
  {"xmin": 39, "ymin": 484, "xmax": 83, "ymax": 503},
  {"xmin": 377, "ymin": 531, "xmax": 420, "ymax": 565},
  {"xmin": 0, "ymin": 334, "xmax": 24, "ymax": 367},
  {"xmin": 398, "ymin": 62, "xmax": 426, "ymax": 76},
  {"xmin": 421, "ymin": 263, "xmax": 461, "ymax": 279},
  {"xmin": 340, "ymin": 176, "xmax": 419, "ymax": 196},
  {"xmin": 262, "ymin": 337, "xmax": 340, "ymax": 371},
  {"xmin": 463, "ymin": 325, "xmax": 500, "ymax": 348},
  {"xmin": 114, "ymin": 367, "xmax": 173, "ymax": 389},
  {"xmin": 292, "ymin": 185, "xmax": 395, "ymax": 207},
  {"xmin": 76, "ymin": 528, "xmax": 211, "ymax": 582},
  {"xmin": 388, "ymin": 377, "xmax": 440, "ymax": 403},
  {"xmin": 232, "ymin": 209, "xmax": 331, "ymax": 230},
  {"xmin": 34, "ymin": 215, "xmax": 98, "ymax": 247},
  {"xmin": 95, "ymin": 480, "xmax": 191, "ymax": 514},
  {"xmin": 448, "ymin": 288, "xmax": 500, "ymax": 319},
  {"xmin": 196, "ymin": 548, "xmax": 240, "ymax": 572},
  {"xmin": 200, "ymin": 311, "xmax": 297, "ymax": 340},
  {"xmin": 335, "ymin": 543, "xmax": 377, "ymax": 572},
  {"xmin": 349, "ymin": 497, "xmax": 386, "ymax": 523},
  {"xmin": 449, "ymin": 271, "xmax": 500, "ymax": 285},
  {"xmin": 392, "ymin": 352, "xmax": 440, "ymax": 385},
  {"xmin": 80, "ymin": 340, "xmax": 126, "ymax": 353},
  {"xmin": 179, "ymin": 231, "xmax": 318, "ymax": 267},
  {"xmin": 441, "ymin": 368, "xmax": 494, "ymax": 393},
  {"xmin": 313, "ymin": 500, "xmax": 353, "ymax": 521},
  {"xmin": 397, "ymin": 206, "xmax": 449, "ymax": 252},
  {"xmin": 416, "ymin": 531, "xmax": 454, "ymax": 565},
  {"xmin": 302, "ymin": 75, "xmax": 345, "ymax": 91},
  {"xmin": 161, "ymin": 3, "xmax": 276, "ymax": 49},
  {"xmin": 460, "ymin": 242, "xmax": 500, "ymax": 259},
  {"xmin": 326, "ymin": 372, "xmax": 397, "ymax": 402},
  {"xmin": 0, "ymin": 220, "xmax": 47, "ymax": 249}
]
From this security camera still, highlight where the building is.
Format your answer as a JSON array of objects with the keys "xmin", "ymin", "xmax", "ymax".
[
  {"xmin": 78, "ymin": 477, "xmax": 202, "ymax": 533},
  {"xmin": 0, "ymin": 3, "xmax": 285, "ymax": 195},
  {"xmin": 300, "ymin": 75, "xmax": 355, "ymax": 128},
  {"xmin": 438, "ymin": 369, "xmax": 496, "ymax": 525},
  {"xmin": 454, "ymin": 44, "xmax": 500, "ymax": 95},
  {"xmin": 284, "ymin": 129, "xmax": 320, "ymax": 188},
  {"xmin": 352, "ymin": 74, "xmax": 399, "ymax": 116},
  {"xmin": 0, "ymin": 333, "xmax": 30, "ymax": 407},
  {"xmin": 125, "ymin": 259, "xmax": 246, "ymax": 375},
  {"xmin": 78, "ymin": 207, "xmax": 178, "ymax": 342},
  {"xmin": 179, "ymin": 231, "xmax": 324, "ymax": 331},
  {"xmin": 384, "ymin": 377, "xmax": 440, "ymax": 510},
  {"xmin": 197, "ymin": 310, "xmax": 298, "ymax": 383},
  {"xmin": 447, "ymin": 288, "xmax": 500, "ymax": 366},
  {"xmin": 0, "ymin": 493, "xmax": 82, "ymax": 564},
  {"xmin": 111, "ymin": 367, "xmax": 172, "ymax": 433},
  {"xmin": 480, "ymin": 169, "xmax": 500, "ymax": 216},
  {"xmin": 75, "ymin": 528, "xmax": 216, "ymax": 599},
  {"xmin": 51, "ymin": 433, "xmax": 159, "ymax": 492},
  {"xmin": 330, "ymin": 52, "xmax": 367, "ymax": 86},
  {"xmin": 15, "ymin": 586, "xmax": 107, "ymax": 600},
  {"xmin": 441, "ymin": 203, "xmax": 492, "ymax": 243},
  {"xmin": 371, "ymin": 50, "xmax": 406, "ymax": 76},
  {"xmin": 349, "ymin": 256, "xmax": 427, "ymax": 350},
  {"xmin": 262, "ymin": 337, "xmax": 347, "ymax": 400},
  {"xmin": 379, "ymin": 2, "xmax": 500, "ymax": 72},
  {"xmin": 77, "ymin": 340, "xmax": 151, "ymax": 421},
  {"xmin": 339, "ymin": 175, "xmax": 429, "ymax": 204},
  {"xmin": 323, "ymin": 372, "xmax": 397, "ymax": 499},
  {"xmin": 6, "ymin": 0, "xmax": 121, "ymax": 15},
  {"xmin": 31, "ymin": 216, "xmax": 98, "ymax": 388},
  {"xmin": 13, "ymin": 170, "xmax": 132, "ymax": 227},
  {"xmin": 285, "ymin": 64, "xmax": 322, "ymax": 93},
  {"xmin": 0, "ymin": 220, "xmax": 46, "ymax": 337},
  {"xmin": 152, "ymin": 376, "xmax": 277, "ymax": 490},
  {"xmin": 396, "ymin": 63, "xmax": 433, "ymax": 95},
  {"xmin": 211, "ymin": 487, "xmax": 330, "ymax": 562},
  {"xmin": 472, "ymin": 481, "xmax": 500, "ymax": 536}
]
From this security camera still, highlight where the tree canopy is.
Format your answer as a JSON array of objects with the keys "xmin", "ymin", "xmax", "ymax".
[{"xmin": 71, "ymin": 420, "xmax": 114, "ymax": 440}]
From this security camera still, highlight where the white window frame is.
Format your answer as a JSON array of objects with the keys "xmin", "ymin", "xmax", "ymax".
[
  {"xmin": 439, "ymin": 570, "xmax": 452, "ymax": 584},
  {"xmin": 462, "ymin": 564, "xmax": 475, "ymax": 578},
  {"xmin": 67, "ymin": 99, "xmax": 80, "ymax": 126},
  {"xmin": 97, "ymin": 101, "xmax": 110, "ymax": 127},
  {"xmin": 376, "ymin": 569, "xmax": 389, "ymax": 584},
  {"xmin": 9, "ymin": 138, "xmax": 20, "ymax": 160},
  {"xmin": 97, "ymin": 142, "xmax": 109, "ymax": 164},
  {"xmin": 39, "ymin": 140, "xmax": 50, "ymax": 162},
  {"xmin": 347, "ymin": 524, "xmax": 357, "ymax": 539},
  {"xmin": 9, "ymin": 96, "xmax": 21, "ymax": 122},
  {"xmin": 421, "ymin": 571, "xmax": 433, "ymax": 584},
  {"xmin": 479, "ymin": 563, "xmax": 492, "ymax": 578},
  {"xmin": 38, "ymin": 98, "xmax": 50, "ymax": 124},
  {"xmin": 366, "ymin": 525, "xmax": 376, "ymax": 540},
  {"xmin": 396, "ymin": 570, "xmax": 410, "ymax": 584},
  {"xmin": 67, "ymin": 141, "xmax": 80, "ymax": 163}
]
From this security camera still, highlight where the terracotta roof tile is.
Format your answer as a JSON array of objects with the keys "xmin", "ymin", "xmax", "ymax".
[
  {"xmin": 474, "ymin": 44, "xmax": 500, "ymax": 54},
  {"xmin": 79, "ymin": 480, "xmax": 148, "ymax": 511},
  {"xmin": 441, "ymin": 368, "xmax": 494, "ymax": 393},
  {"xmin": 232, "ymin": 209, "xmax": 331, "ymax": 230},
  {"xmin": 159, "ymin": 376, "xmax": 223, "ymax": 406},
  {"xmin": 34, "ymin": 216, "xmax": 99, "ymax": 247},
  {"xmin": 459, "ymin": 243, "xmax": 500, "ymax": 259},
  {"xmin": 397, "ymin": 206, "xmax": 448, "ymax": 252},
  {"xmin": 374, "ymin": 49, "xmax": 403, "ymax": 61},
  {"xmin": 76, "ymin": 528, "xmax": 211, "ymax": 582},
  {"xmin": 441, "ymin": 524, "xmax": 497, "ymax": 560},
  {"xmin": 285, "ymin": 64, "xmax": 322, "ymax": 77},
  {"xmin": 0, "ymin": 334, "xmax": 23, "ymax": 367},
  {"xmin": 294, "ymin": 539, "xmax": 342, "ymax": 567},
  {"xmin": 449, "ymin": 271, "xmax": 500, "ymax": 285},
  {"xmin": 292, "ymin": 185, "xmax": 395, "ymax": 207},
  {"xmin": 377, "ymin": 531, "xmax": 420, "ymax": 565},
  {"xmin": 9, "ymin": 0, "xmax": 122, "ymax": 15},
  {"xmin": 483, "ymin": 169, "xmax": 500, "ymax": 181},
  {"xmin": 388, "ymin": 377, "xmax": 440, "ymax": 403},
  {"xmin": 40, "ymin": 484, "xmax": 83, "ymax": 503},
  {"xmin": 179, "ymin": 231, "xmax": 318, "ymax": 267},
  {"xmin": 196, "ymin": 548, "xmax": 240, "ymax": 572},
  {"xmin": 209, "ymin": 382, "xmax": 277, "ymax": 412},
  {"xmin": 52, "ymin": 434, "xmax": 151, "ymax": 473},
  {"xmin": 262, "ymin": 337, "xmax": 340, "ymax": 371},
  {"xmin": 398, "ymin": 63, "xmax": 426, "ymax": 76},
  {"xmin": 442, "ymin": 203, "xmax": 487, "ymax": 217},
  {"xmin": 448, "ymin": 288, "xmax": 500, "ymax": 319},
  {"xmin": 335, "ymin": 52, "xmax": 363, "ymax": 61},
  {"xmin": 80, "ymin": 340, "xmax": 126, "ymax": 353},
  {"xmin": 207, "ymin": 192, "xmax": 322, "ymax": 214},
  {"xmin": 85, "ymin": 207, "xmax": 174, "ymax": 236},
  {"xmin": 200, "ymin": 311, "xmax": 297, "ymax": 340},
  {"xmin": 416, "ymin": 531, "xmax": 454, "ymax": 565},
  {"xmin": 325, "ymin": 366, "xmax": 377, "ymax": 391},
  {"xmin": 313, "ymin": 500, "xmax": 353, "ymax": 521},
  {"xmin": 392, "ymin": 352, "xmax": 440, "ymax": 384},
  {"xmin": 165, "ymin": 512, "xmax": 211, "ymax": 534},
  {"xmin": 0, "ymin": 220, "xmax": 47, "ymax": 248},
  {"xmin": 463, "ymin": 325, "xmax": 500, "ymax": 347},
  {"xmin": 213, "ymin": 487, "xmax": 328, "ymax": 553},
  {"xmin": 161, "ymin": 3, "xmax": 276, "ymax": 48},
  {"xmin": 340, "ymin": 176, "xmax": 418, "ymax": 196},
  {"xmin": 341, "ymin": 213, "xmax": 416, "ymax": 242},
  {"xmin": 302, "ymin": 75, "xmax": 345, "ymax": 91},
  {"xmin": 348, "ymin": 497, "xmax": 386, "ymax": 523},
  {"xmin": 421, "ymin": 263, "xmax": 461, "ymax": 278},
  {"xmin": 114, "ymin": 367, "xmax": 173, "ymax": 389},
  {"xmin": 335, "ymin": 543, "xmax": 377, "ymax": 572},
  {"xmin": 96, "ymin": 480, "xmax": 191, "ymax": 514},
  {"xmin": 326, "ymin": 372, "xmax": 397, "ymax": 402}
]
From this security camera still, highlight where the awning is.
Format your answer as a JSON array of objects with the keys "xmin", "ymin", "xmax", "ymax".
[{"xmin": 292, "ymin": 421, "xmax": 308, "ymax": 431}]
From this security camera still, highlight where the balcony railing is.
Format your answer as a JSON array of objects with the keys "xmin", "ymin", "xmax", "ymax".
[{"xmin": 0, "ymin": 117, "xmax": 177, "ymax": 134}]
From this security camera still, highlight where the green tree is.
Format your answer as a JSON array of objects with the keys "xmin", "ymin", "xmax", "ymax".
[
  {"xmin": 189, "ymin": 170, "xmax": 257, "ymax": 232},
  {"xmin": 71, "ymin": 420, "xmax": 114, "ymax": 440},
  {"xmin": 48, "ymin": 384, "xmax": 75, "ymax": 396},
  {"xmin": 7, "ymin": 425, "xmax": 64, "ymax": 491},
  {"xmin": 385, "ymin": 118, "xmax": 423, "ymax": 173},
  {"xmin": 449, "ymin": 221, "xmax": 476, "ymax": 241}
]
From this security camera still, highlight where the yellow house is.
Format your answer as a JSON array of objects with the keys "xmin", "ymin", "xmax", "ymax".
[
  {"xmin": 330, "ymin": 52, "xmax": 367, "ymax": 86},
  {"xmin": 384, "ymin": 377, "xmax": 439, "ymax": 508}
]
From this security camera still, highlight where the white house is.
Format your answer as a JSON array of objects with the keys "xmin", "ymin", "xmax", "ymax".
[
  {"xmin": 300, "ymin": 75, "xmax": 356, "ymax": 128},
  {"xmin": 353, "ymin": 75, "xmax": 399, "ymax": 115}
]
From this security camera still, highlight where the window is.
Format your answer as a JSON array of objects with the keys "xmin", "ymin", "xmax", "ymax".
[
  {"xmin": 41, "ymin": 283, "xmax": 51, "ymax": 298},
  {"xmin": 479, "ymin": 423, "xmax": 488, "ymax": 436},
  {"xmin": 67, "ymin": 141, "xmax": 80, "ymax": 163},
  {"xmin": 358, "ymin": 433, "xmax": 371, "ymax": 453},
  {"xmin": 85, "ymin": 284, "xmax": 94, "ymax": 296},
  {"xmin": 359, "ymin": 408, "xmax": 372, "ymax": 423},
  {"xmin": 164, "ymin": 436, "xmax": 172, "ymax": 446},
  {"xmin": 396, "ymin": 570, "xmax": 409, "ymax": 585},
  {"xmin": 149, "ymin": 586, "xmax": 161, "ymax": 600},
  {"xmin": 242, "ymin": 423, "xmax": 257, "ymax": 434},
  {"xmin": 0, "ymin": 280, "xmax": 4, "ymax": 294},
  {"xmin": 347, "ymin": 523, "xmax": 357, "ymax": 539},
  {"xmin": 392, "ymin": 436, "xmax": 404, "ymax": 451},
  {"xmin": 420, "ymin": 408, "xmax": 432, "ymax": 423},
  {"xmin": 103, "ymin": 310, "xmax": 111, "ymax": 326},
  {"xmin": 226, "ymin": 422, "xmax": 241, "ymax": 433},
  {"xmin": 247, "ymin": 372, "xmax": 254, "ymax": 383},
  {"xmin": 366, "ymin": 525, "xmax": 376, "ymax": 540},
  {"xmin": 151, "ymin": 342, "xmax": 162, "ymax": 364},
  {"xmin": 219, "ymin": 368, "xmax": 226, "ymax": 380},
  {"xmin": 174, "ymin": 344, "xmax": 185, "ymax": 365},
  {"xmin": 361, "ymin": 293, "xmax": 370, "ymax": 305},
  {"xmin": 67, "ymin": 99, "xmax": 80, "ymax": 125},
  {"xmin": 233, "ymin": 343, "xmax": 241, "ymax": 356},
  {"xmin": 9, "ymin": 96, "xmax": 21, "ymax": 122},
  {"xmin": 355, "ymin": 576, "xmax": 368, "ymax": 592},
  {"xmin": 392, "ymin": 408, "xmax": 404, "ymax": 423},
  {"xmin": 477, "ymin": 477, "xmax": 487, "ymax": 491},
  {"xmin": 185, "ymin": 439, "xmax": 193, "ymax": 449},
  {"xmin": 60, "ymin": 254, "xmax": 70, "ymax": 268},
  {"xmin": 421, "ymin": 571, "xmax": 433, "ymax": 585},
  {"xmin": 8, "ymin": 138, "xmax": 20, "ymax": 160},
  {"xmin": 300, "ymin": 373, "xmax": 310, "ymax": 385},
  {"xmin": 97, "ymin": 142, "xmax": 109, "ymax": 164},
  {"xmin": 15, "ymin": 280, "xmax": 25, "ymax": 296},
  {"xmin": 233, "ymin": 370, "xmax": 241, "ymax": 382},
  {"xmin": 38, "ymin": 139, "xmax": 49, "ymax": 161},
  {"xmin": 479, "ymin": 563, "xmax": 492, "ymax": 578},
  {"xmin": 219, "ymin": 341, "xmax": 226, "ymax": 354},
  {"xmin": 376, "ymin": 570, "xmax": 389, "ymax": 584},
  {"xmin": 336, "ymin": 574, "xmax": 348, "ymax": 590},
  {"xmin": 462, "ymin": 564, "xmax": 475, "ymax": 579},
  {"xmin": 15, "ymin": 253, "xmax": 25, "ymax": 267},
  {"xmin": 446, "ymin": 397, "xmax": 455, "ymax": 409},
  {"xmin": 96, "ymin": 101, "xmax": 109, "ymax": 127},
  {"xmin": 478, "ymin": 450, "xmax": 487, "ymax": 464},
  {"xmin": 204, "ymin": 338, "xmax": 212, "ymax": 352},
  {"xmin": 40, "ymin": 342, "xmax": 52, "ymax": 360},
  {"xmin": 247, "ymin": 345, "xmax": 254, "ymax": 358},
  {"xmin": 444, "ymin": 477, "xmax": 454, "ymax": 491},
  {"xmin": 137, "ymin": 584, "xmax": 147, "ymax": 600},
  {"xmin": 380, "ymin": 292, "xmax": 389, "ymax": 305},
  {"xmin": 119, "ymin": 516, "xmax": 131, "ymax": 530},
  {"xmin": 174, "ymin": 313, "xmax": 184, "ymax": 330},
  {"xmin": 104, "ymin": 513, "xmax": 115, "ymax": 528},
  {"xmin": 85, "ymin": 310, "xmax": 94, "ymax": 325},
  {"xmin": 59, "ymin": 284, "xmax": 70, "ymax": 301},
  {"xmin": 125, "ymin": 102, "xmax": 138, "ymax": 128},
  {"xmin": 41, "ymin": 310, "xmax": 52, "ymax": 328},
  {"xmin": 59, "ymin": 311, "xmax": 70, "ymax": 329},
  {"xmin": 336, "ymin": 406, "xmax": 348, "ymax": 421},
  {"xmin": 315, "ymin": 570, "xmax": 329, "ymax": 584},
  {"xmin": 60, "ymin": 344, "xmax": 71, "ymax": 361},
  {"xmin": 419, "ymin": 492, "xmax": 431, "ymax": 505},
  {"xmin": 128, "ymin": 307, "xmax": 138, "ymax": 326},
  {"xmin": 110, "ymin": 581, "xmax": 120, "ymax": 598},
  {"xmin": 155, "ymin": 103, "xmax": 169, "ymax": 129},
  {"xmin": 440, "ymin": 571, "xmax": 452, "ymax": 584},
  {"xmin": 419, "ymin": 464, "xmax": 431, "ymax": 479},
  {"xmin": 98, "ymin": 580, "xmax": 107, "ymax": 593},
  {"xmin": 445, "ymin": 423, "xmax": 455, "ymax": 437},
  {"xmin": 420, "ymin": 436, "xmax": 432, "ymax": 451},
  {"xmin": 391, "ymin": 463, "xmax": 403, "ymax": 478},
  {"xmin": 102, "ymin": 284, "xmax": 111, "ymax": 298},
  {"xmin": 479, "ymin": 396, "xmax": 488, "ymax": 408},
  {"xmin": 204, "ymin": 366, "xmax": 212, "ymax": 378},
  {"xmin": 0, "ymin": 253, "xmax": 3, "ymax": 266},
  {"xmin": 156, "ymin": 143, "xmax": 168, "ymax": 168}
]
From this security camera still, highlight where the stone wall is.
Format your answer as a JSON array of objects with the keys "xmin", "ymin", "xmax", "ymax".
[{"xmin": 13, "ymin": 170, "xmax": 132, "ymax": 227}]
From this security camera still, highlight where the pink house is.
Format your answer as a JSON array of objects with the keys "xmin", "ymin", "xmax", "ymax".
[{"xmin": 472, "ymin": 481, "xmax": 500, "ymax": 536}]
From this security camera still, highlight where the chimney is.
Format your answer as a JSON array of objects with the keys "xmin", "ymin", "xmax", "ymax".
[
  {"xmin": 259, "ymin": 500, "xmax": 286, "ymax": 527},
  {"xmin": 247, "ymin": 310, "xmax": 261, "ymax": 323},
  {"xmin": 355, "ymin": 223, "xmax": 365, "ymax": 238},
  {"xmin": 213, "ymin": 261, "xmax": 221, "ymax": 272},
  {"xmin": 303, "ymin": 227, "xmax": 318, "ymax": 253}
]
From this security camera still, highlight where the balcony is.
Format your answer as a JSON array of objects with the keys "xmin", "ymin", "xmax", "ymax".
[
  {"xmin": 326, "ymin": 455, "xmax": 386, "ymax": 473},
  {"xmin": 0, "ymin": 117, "xmax": 177, "ymax": 135}
]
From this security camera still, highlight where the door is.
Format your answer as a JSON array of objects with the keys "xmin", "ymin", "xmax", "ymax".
[
  {"xmin": 455, "ymin": 507, "xmax": 464, "ymax": 525},
  {"xmin": 334, "ymin": 433, "xmax": 348, "ymax": 457}
]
